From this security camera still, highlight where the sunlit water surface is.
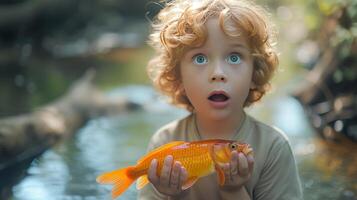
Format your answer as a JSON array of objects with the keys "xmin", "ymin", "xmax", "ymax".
[{"xmin": 12, "ymin": 85, "xmax": 357, "ymax": 200}]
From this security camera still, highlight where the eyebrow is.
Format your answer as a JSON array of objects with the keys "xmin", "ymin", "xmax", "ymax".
[
  {"xmin": 184, "ymin": 47, "xmax": 204, "ymax": 55},
  {"xmin": 230, "ymin": 43, "xmax": 249, "ymax": 49},
  {"xmin": 184, "ymin": 43, "xmax": 250, "ymax": 56},
  {"xmin": 229, "ymin": 44, "xmax": 251, "ymax": 54}
]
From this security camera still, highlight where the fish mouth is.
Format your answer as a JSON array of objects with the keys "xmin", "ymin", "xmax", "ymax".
[
  {"xmin": 234, "ymin": 142, "xmax": 254, "ymax": 156},
  {"xmin": 243, "ymin": 144, "xmax": 254, "ymax": 156},
  {"xmin": 207, "ymin": 90, "xmax": 230, "ymax": 102}
]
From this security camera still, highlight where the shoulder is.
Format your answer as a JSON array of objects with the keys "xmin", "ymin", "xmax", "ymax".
[
  {"xmin": 147, "ymin": 114, "xmax": 193, "ymax": 151},
  {"xmin": 249, "ymin": 115, "xmax": 291, "ymax": 148},
  {"xmin": 247, "ymin": 117, "xmax": 303, "ymax": 199},
  {"xmin": 246, "ymin": 115, "xmax": 296, "ymax": 165}
]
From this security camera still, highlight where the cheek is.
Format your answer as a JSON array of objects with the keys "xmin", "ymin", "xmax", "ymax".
[
  {"xmin": 181, "ymin": 66, "xmax": 202, "ymax": 92},
  {"xmin": 181, "ymin": 73, "xmax": 206, "ymax": 106},
  {"xmin": 232, "ymin": 68, "xmax": 254, "ymax": 99},
  {"xmin": 240, "ymin": 77, "xmax": 254, "ymax": 93},
  {"xmin": 182, "ymin": 79, "xmax": 201, "ymax": 101}
]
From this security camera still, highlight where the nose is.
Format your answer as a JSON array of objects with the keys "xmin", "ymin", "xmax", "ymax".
[
  {"xmin": 211, "ymin": 75, "xmax": 226, "ymax": 82},
  {"xmin": 210, "ymin": 62, "xmax": 227, "ymax": 83}
]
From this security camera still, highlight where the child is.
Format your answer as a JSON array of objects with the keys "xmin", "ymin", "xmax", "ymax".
[{"xmin": 138, "ymin": 0, "xmax": 303, "ymax": 199}]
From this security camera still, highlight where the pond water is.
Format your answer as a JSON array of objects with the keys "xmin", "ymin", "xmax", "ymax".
[{"xmin": 10, "ymin": 85, "xmax": 357, "ymax": 200}]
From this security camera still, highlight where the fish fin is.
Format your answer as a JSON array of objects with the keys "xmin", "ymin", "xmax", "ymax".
[
  {"xmin": 136, "ymin": 175, "xmax": 149, "ymax": 190},
  {"xmin": 181, "ymin": 176, "xmax": 198, "ymax": 190},
  {"xmin": 96, "ymin": 167, "xmax": 136, "ymax": 199},
  {"xmin": 137, "ymin": 141, "xmax": 186, "ymax": 164},
  {"xmin": 210, "ymin": 145, "xmax": 226, "ymax": 185},
  {"xmin": 215, "ymin": 164, "xmax": 225, "ymax": 186}
]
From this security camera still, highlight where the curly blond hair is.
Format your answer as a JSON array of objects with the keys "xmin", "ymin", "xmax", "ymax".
[{"xmin": 147, "ymin": 0, "xmax": 278, "ymax": 111}]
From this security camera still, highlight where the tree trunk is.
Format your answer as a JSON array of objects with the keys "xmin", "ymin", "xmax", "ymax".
[{"xmin": 0, "ymin": 69, "xmax": 139, "ymax": 169}]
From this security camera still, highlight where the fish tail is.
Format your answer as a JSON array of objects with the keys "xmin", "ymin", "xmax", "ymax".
[{"xmin": 96, "ymin": 166, "xmax": 136, "ymax": 199}]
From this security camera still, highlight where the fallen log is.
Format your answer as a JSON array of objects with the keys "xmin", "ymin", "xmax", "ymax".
[{"xmin": 0, "ymin": 69, "xmax": 140, "ymax": 169}]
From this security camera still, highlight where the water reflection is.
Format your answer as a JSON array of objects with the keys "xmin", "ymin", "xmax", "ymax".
[
  {"xmin": 12, "ymin": 85, "xmax": 187, "ymax": 199},
  {"xmin": 11, "ymin": 85, "xmax": 357, "ymax": 199},
  {"xmin": 13, "ymin": 152, "xmax": 69, "ymax": 200}
]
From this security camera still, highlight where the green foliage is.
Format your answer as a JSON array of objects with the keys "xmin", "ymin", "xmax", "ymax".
[{"xmin": 277, "ymin": 0, "xmax": 356, "ymax": 64}]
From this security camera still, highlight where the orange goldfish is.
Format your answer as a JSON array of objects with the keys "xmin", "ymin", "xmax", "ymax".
[{"xmin": 96, "ymin": 139, "xmax": 253, "ymax": 199}]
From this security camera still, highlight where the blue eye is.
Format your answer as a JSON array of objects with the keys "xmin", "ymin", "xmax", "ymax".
[
  {"xmin": 193, "ymin": 54, "xmax": 208, "ymax": 65},
  {"xmin": 227, "ymin": 53, "xmax": 241, "ymax": 64}
]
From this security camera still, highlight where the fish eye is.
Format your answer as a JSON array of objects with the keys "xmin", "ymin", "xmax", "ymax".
[{"xmin": 230, "ymin": 143, "xmax": 237, "ymax": 149}]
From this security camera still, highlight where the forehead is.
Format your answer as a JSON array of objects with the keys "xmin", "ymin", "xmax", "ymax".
[{"xmin": 205, "ymin": 17, "xmax": 250, "ymax": 48}]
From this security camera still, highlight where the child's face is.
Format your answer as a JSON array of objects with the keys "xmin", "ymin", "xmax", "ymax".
[{"xmin": 180, "ymin": 18, "xmax": 254, "ymax": 120}]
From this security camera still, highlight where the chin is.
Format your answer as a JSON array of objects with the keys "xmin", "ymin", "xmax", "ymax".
[{"xmin": 207, "ymin": 110, "xmax": 232, "ymax": 121}]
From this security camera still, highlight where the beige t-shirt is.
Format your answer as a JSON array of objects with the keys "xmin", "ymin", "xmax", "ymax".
[{"xmin": 138, "ymin": 113, "xmax": 303, "ymax": 200}]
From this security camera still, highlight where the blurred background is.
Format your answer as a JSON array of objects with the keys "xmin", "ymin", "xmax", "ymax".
[{"xmin": 0, "ymin": 0, "xmax": 356, "ymax": 199}]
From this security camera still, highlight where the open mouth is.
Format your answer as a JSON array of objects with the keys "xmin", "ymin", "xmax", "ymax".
[{"xmin": 208, "ymin": 91, "xmax": 230, "ymax": 102}]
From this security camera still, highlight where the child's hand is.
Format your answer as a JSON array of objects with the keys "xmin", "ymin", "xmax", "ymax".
[
  {"xmin": 148, "ymin": 155, "xmax": 188, "ymax": 197},
  {"xmin": 220, "ymin": 151, "xmax": 254, "ymax": 190}
]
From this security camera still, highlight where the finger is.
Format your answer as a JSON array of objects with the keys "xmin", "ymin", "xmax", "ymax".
[
  {"xmin": 148, "ymin": 159, "xmax": 159, "ymax": 184},
  {"xmin": 247, "ymin": 155, "xmax": 255, "ymax": 173},
  {"xmin": 238, "ymin": 153, "xmax": 249, "ymax": 176},
  {"xmin": 170, "ymin": 161, "xmax": 181, "ymax": 189},
  {"xmin": 179, "ymin": 167, "xmax": 188, "ymax": 190},
  {"xmin": 230, "ymin": 151, "xmax": 239, "ymax": 176},
  {"xmin": 160, "ymin": 155, "xmax": 173, "ymax": 186},
  {"xmin": 221, "ymin": 163, "xmax": 230, "ymax": 177},
  {"xmin": 217, "ymin": 162, "xmax": 230, "ymax": 178}
]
